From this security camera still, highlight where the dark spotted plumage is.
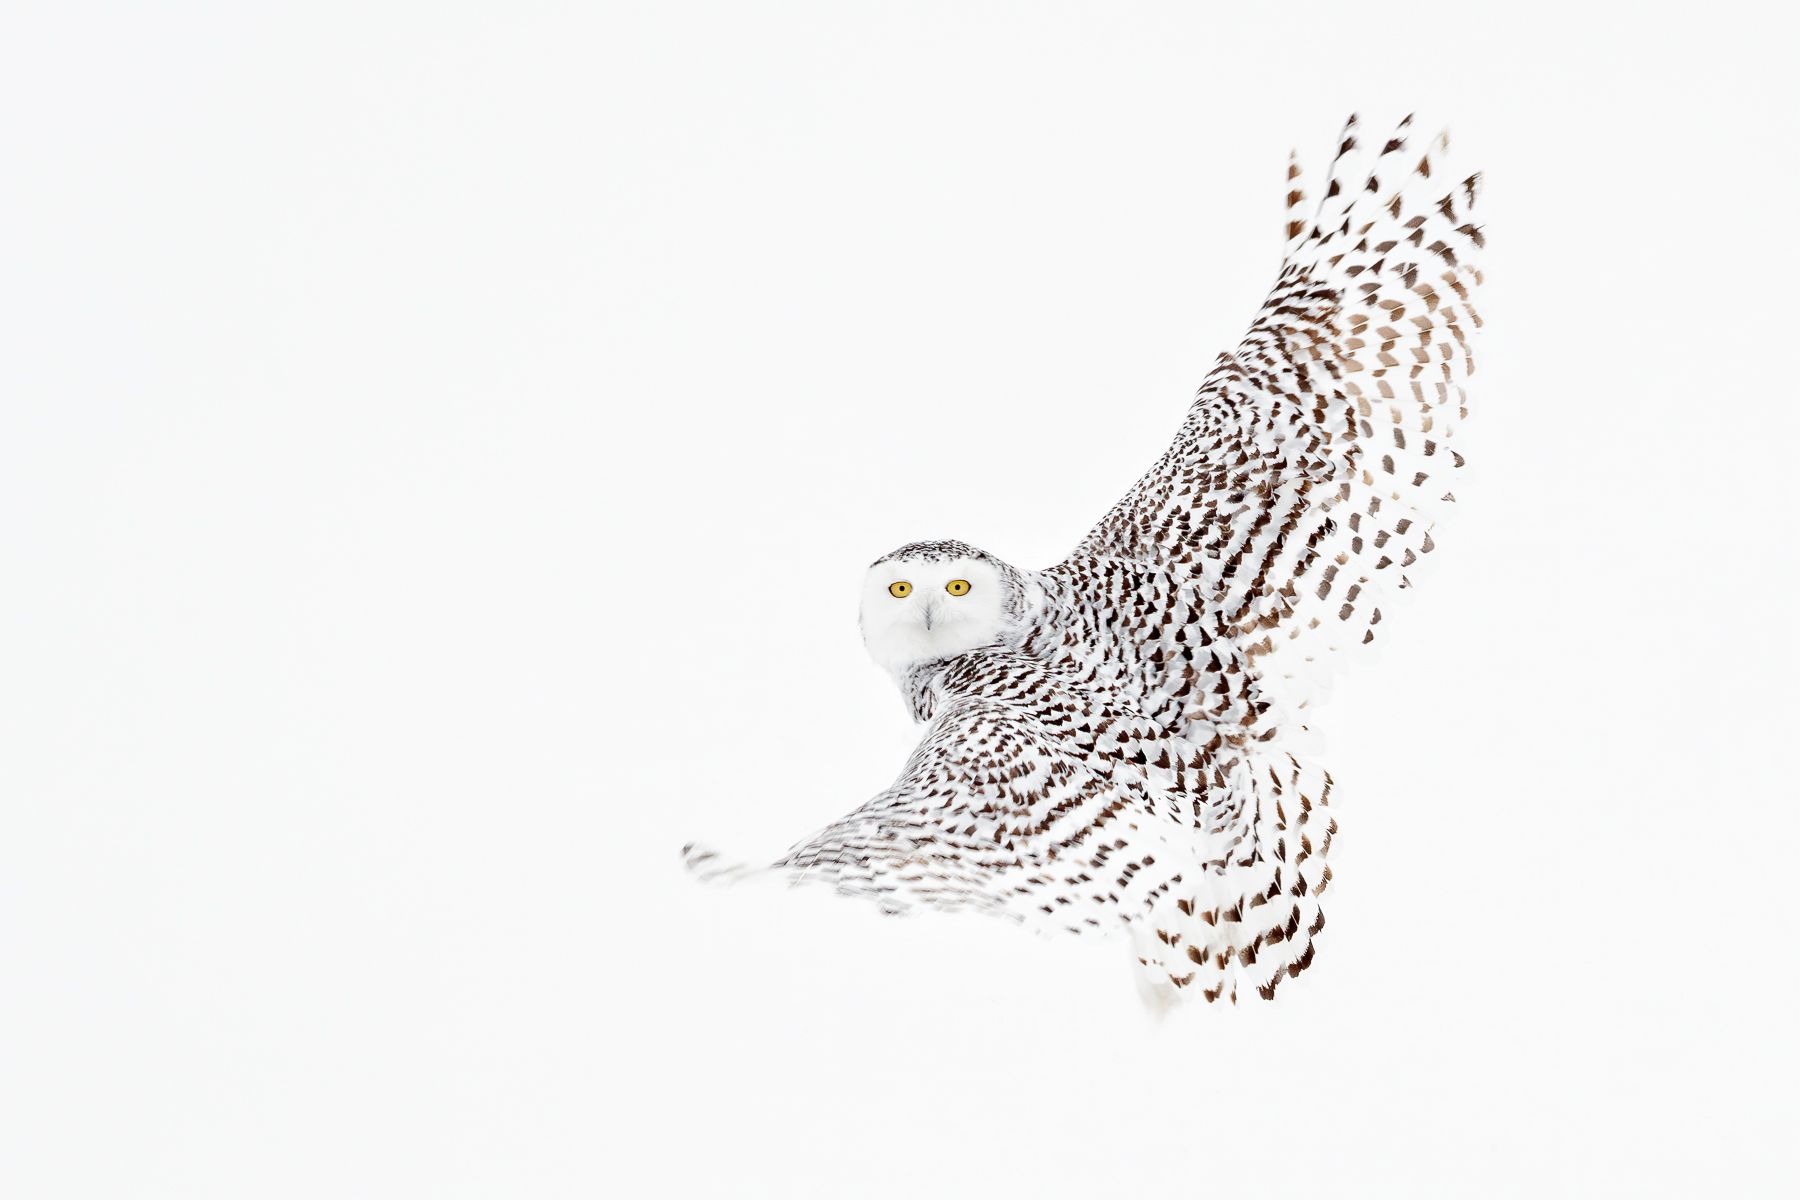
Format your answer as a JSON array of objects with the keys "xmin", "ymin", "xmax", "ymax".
[{"xmin": 685, "ymin": 116, "xmax": 1485, "ymax": 1004}]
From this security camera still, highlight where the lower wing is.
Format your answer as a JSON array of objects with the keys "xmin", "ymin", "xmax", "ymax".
[{"xmin": 685, "ymin": 653, "xmax": 1337, "ymax": 1002}]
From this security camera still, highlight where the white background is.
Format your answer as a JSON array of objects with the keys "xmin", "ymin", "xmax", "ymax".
[{"xmin": 4, "ymin": 2, "xmax": 1795, "ymax": 1196}]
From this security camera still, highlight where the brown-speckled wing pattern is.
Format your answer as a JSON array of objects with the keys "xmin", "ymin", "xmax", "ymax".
[
  {"xmin": 1073, "ymin": 113, "xmax": 1484, "ymax": 719},
  {"xmin": 689, "ymin": 647, "xmax": 1334, "ymax": 1003},
  {"xmin": 685, "ymin": 117, "xmax": 1482, "ymax": 1004}
]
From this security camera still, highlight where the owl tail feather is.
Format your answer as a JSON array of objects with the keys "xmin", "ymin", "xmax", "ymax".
[{"xmin": 1131, "ymin": 750, "xmax": 1335, "ymax": 1004}]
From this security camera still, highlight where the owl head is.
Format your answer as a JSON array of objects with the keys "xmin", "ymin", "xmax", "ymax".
[{"xmin": 860, "ymin": 540, "xmax": 1026, "ymax": 677}]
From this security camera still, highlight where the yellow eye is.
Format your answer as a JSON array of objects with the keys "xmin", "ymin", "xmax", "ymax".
[
  {"xmin": 888, "ymin": 581, "xmax": 912, "ymax": 598},
  {"xmin": 946, "ymin": 579, "xmax": 971, "ymax": 596}
]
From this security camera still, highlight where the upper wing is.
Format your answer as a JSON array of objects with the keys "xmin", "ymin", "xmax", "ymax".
[
  {"xmin": 686, "ymin": 650, "xmax": 1337, "ymax": 1002},
  {"xmin": 1071, "ymin": 115, "xmax": 1485, "ymax": 717}
]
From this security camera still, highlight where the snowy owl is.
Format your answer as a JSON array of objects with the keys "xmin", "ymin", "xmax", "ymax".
[{"xmin": 685, "ymin": 115, "xmax": 1486, "ymax": 1004}]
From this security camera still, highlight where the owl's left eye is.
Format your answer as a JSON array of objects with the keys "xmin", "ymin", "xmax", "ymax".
[{"xmin": 945, "ymin": 579, "xmax": 971, "ymax": 596}]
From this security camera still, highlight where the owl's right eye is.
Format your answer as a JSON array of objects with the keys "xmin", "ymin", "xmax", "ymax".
[{"xmin": 888, "ymin": 581, "xmax": 912, "ymax": 598}]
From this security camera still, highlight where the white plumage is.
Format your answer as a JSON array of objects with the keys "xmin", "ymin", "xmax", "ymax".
[{"xmin": 686, "ymin": 116, "xmax": 1486, "ymax": 1003}]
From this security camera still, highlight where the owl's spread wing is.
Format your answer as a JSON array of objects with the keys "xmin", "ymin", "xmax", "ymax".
[
  {"xmin": 1071, "ymin": 115, "xmax": 1485, "ymax": 717},
  {"xmin": 760, "ymin": 661, "xmax": 1193, "ymax": 929},
  {"xmin": 686, "ymin": 650, "xmax": 1337, "ymax": 1002}
]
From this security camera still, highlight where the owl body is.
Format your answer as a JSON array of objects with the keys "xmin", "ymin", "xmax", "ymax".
[
  {"xmin": 1030, "ymin": 554, "xmax": 1269, "ymax": 744},
  {"xmin": 827, "ymin": 553, "xmax": 1330, "ymax": 1003},
  {"xmin": 686, "ymin": 116, "xmax": 1483, "ymax": 1002}
]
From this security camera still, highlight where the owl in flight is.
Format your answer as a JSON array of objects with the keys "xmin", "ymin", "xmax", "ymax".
[{"xmin": 686, "ymin": 116, "xmax": 1485, "ymax": 1003}]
